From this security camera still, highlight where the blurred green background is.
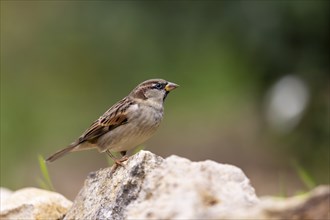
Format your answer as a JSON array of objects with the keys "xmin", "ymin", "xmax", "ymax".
[{"xmin": 1, "ymin": 1, "xmax": 329, "ymax": 199}]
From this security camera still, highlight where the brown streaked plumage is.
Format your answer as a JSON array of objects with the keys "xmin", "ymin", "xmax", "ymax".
[{"xmin": 46, "ymin": 79, "xmax": 178, "ymax": 165}]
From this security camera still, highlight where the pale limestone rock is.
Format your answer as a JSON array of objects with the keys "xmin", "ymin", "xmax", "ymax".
[
  {"xmin": 2, "ymin": 152, "xmax": 328, "ymax": 219},
  {"xmin": 65, "ymin": 150, "xmax": 258, "ymax": 220},
  {"xmin": 65, "ymin": 151, "xmax": 164, "ymax": 220},
  {"xmin": 256, "ymin": 185, "xmax": 330, "ymax": 220},
  {"xmin": 0, "ymin": 187, "xmax": 72, "ymax": 220},
  {"xmin": 127, "ymin": 155, "xmax": 258, "ymax": 219},
  {"xmin": 0, "ymin": 187, "xmax": 13, "ymax": 209},
  {"xmin": 221, "ymin": 185, "xmax": 330, "ymax": 220}
]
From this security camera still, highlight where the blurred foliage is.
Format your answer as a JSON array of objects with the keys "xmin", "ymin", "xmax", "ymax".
[
  {"xmin": 1, "ymin": 1, "xmax": 329, "ymax": 196},
  {"xmin": 37, "ymin": 154, "xmax": 54, "ymax": 191},
  {"xmin": 292, "ymin": 159, "xmax": 316, "ymax": 191}
]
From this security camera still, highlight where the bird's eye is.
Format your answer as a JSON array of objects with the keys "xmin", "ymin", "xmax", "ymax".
[{"xmin": 154, "ymin": 83, "xmax": 164, "ymax": 90}]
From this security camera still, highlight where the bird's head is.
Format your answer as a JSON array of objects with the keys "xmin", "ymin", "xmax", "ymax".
[{"xmin": 130, "ymin": 79, "xmax": 179, "ymax": 104}]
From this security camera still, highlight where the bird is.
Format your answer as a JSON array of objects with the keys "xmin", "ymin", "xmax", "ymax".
[{"xmin": 46, "ymin": 79, "xmax": 178, "ymax": 165}]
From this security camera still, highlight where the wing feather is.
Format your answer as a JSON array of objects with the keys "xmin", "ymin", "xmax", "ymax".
[{"xmin": 77, "ymin": 98, "xmax": 131, "ymax": 144}]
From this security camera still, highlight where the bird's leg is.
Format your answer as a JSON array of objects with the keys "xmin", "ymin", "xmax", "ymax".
[{"xmin": 106, "ymin": 150, "xmax": 128, "ymax": 167}]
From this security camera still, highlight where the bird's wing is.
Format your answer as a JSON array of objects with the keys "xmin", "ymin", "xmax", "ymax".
[{"xmin": 77, "ymin": 98, "xmax": 131, "ymax": 144}]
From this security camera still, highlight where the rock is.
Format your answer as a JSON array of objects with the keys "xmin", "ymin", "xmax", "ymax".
[
  {"xmin": 0, "ymin": 187, "xmax": 13, "ymax": 209},
  {"xmin": 255, "ymin": 185, "xmax": 330, "ymax": 220},
  {"xmin": 127, "ymin": 155, "xmax": 259, "ymax": 219},
  {"xmin": 65, "ymin": 150, "xmax": 259, "ymax": 220},
  {"xmin": 225, "ymin": 185, "xmax": 330, "ymax": 220},
  {"xmin": 0, "ymin": 187, "xmax": 72, "ymax": 220},
  {"xmin": 3, "ymin": 152, "xmax": 327, "ymax": 219}
]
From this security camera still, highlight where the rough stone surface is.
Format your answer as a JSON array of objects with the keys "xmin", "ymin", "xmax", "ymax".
[
  {"xmin": 65, "ymin": 150, "xmax": 259, "ymax": 220},
  {"xmin": 226, "ymin": 185, "xmax": 330, "ymax": 220},
  {"xmin": 255, "ymin": 185, "xmax": 330, "ymax": 220},
  {"xmin": 0, "ymin": 187, "xmax": 13, "ymax": 209},
  {"xmin": 64, "ymin": 151, "xmax": 164, "ymax": 219},
  {"xmin": 2, "ymin": 152, "xmax": 329, "ymax": 219},
  {"xmin": 0, "ymin": 187, "xmax": 72, "ymax": 220}
]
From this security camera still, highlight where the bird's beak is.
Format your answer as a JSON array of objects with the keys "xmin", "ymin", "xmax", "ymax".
[{"xmin": 165, "ymin": 82, "xmax": 179, "ymax": 92}]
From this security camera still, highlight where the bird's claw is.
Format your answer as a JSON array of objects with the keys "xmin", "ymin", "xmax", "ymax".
[{"xmin": 114, "ymin": 156, "xmax": 129, "ymax": 167}]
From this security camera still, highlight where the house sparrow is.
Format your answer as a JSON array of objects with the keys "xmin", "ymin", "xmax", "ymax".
[{"xmin": 46, "ymin": 79, "xmax": 178, "ymax": 165}]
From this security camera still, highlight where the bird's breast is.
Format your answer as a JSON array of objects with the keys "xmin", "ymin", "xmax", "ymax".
[
  {"xmin": 130, "ymin": 103, "xmax": 163, "ymax": 125},
  {"xmin": 96, "ymin": 103, "xmax": 163, "ymax": 152}
]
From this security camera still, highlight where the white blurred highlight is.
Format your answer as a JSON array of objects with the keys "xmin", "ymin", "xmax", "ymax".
[{"xmin": 265, "ymin": 75, "xmax": 310, "ymax": 133}]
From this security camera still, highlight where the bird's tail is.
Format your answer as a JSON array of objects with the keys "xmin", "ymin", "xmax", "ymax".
[{"xmin": 46, "ymin": 144, "xmax": 77, "ymax": 163}]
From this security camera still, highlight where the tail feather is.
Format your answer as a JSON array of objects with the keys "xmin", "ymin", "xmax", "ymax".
[{"xmin": 46, "ymin": 144, "xmax": 77, "ymax": 163}]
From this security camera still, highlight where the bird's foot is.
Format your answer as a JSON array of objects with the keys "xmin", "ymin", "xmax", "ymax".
[
  {"xmin": 110, "ymin": 156, "xmax": 129, "ymax": 174},
  {"xmin": 114, "ymin": 155, "xmax": 129, "ymax": 167},
  {"xmin": 106, "ymin": 150, "xmax": 129, "ymax": 174},
  {"xmin": 106, "ymin": 150, "xmax": 128, "ymax": 166}
]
